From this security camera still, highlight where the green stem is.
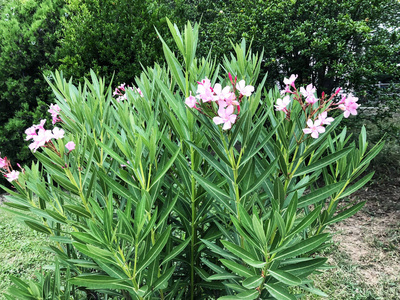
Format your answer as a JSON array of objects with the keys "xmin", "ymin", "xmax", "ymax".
[{"xmin": 190, "ymin": 146, "xmax": 196, "ymax": 300}]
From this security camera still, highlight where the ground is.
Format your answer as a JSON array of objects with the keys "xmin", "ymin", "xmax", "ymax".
[{"xmin": 306, "ymin": 182, "xmax": 400, "ymax": 299}]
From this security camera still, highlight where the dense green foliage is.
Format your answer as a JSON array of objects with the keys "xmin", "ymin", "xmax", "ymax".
[
  {"xmin": 56, "ymin": 0, "xmax": 176, "ymax": 85},
  {"xmin": 0, "ymin": 0, "xmax": 65, "ymax": 165},
  {"xmin": 0, "ymin": 0, "xmax": 398, "ymax": 174},
  {"xmin": 187, "ymin": 0, "xmax": 400, "ymax": 94}
]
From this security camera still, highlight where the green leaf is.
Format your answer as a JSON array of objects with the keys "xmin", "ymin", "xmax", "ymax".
[
  {"xmin": 221, "ymin": 240, "xmax": 257, "ymax": 261},
  {"xmin": 264, "ymin": 283, "xmax": 296, "ymax": 300},
  {"xmin": 242, "ymin": 276, "xmax": 263, "ymax": 289},
  {"xmin": 98, "ymin": 172, "xmax": 138, "ymax": 206},
  {"xmin": 325, "ymin": 201, "xmax": 366, "ymax": 225},
  {"xmin": 236, "ymin": 290, "xmax": 260, "ymax": 300},
  {"xmin": 358, "ymin": 140, "xmax": 384, "ymax": 170},
  {"xmin": 136, "ymin": 226, "xmax": 171, "ymax": 273},
  {"xmin": 218, "ymin": 296, "xmax": 239, "ymax": 300},
  {"xmin": 24, "ymin": 221, "xmax": 52, "ymax": 235},
  {"xmin": 202, "ymin": 240, "xmax": 237, "ymax": 261},
  {"xmin": 287, "ymin": 206, "xmax": 322, "ymax": 237},
  {"xmin": 208, "ymin": 273, "xmax": 240, "ymax": 280},
  {"xmin": 68, "ymin": 275, "xmax": 135, "ymax": 292},
  {"xmin": 297, "ymin": 181, "xmax": 346, "ymax": 208},
  {"xmin": 161, "ymin": 238, "xmax": 190, "ymax": 266},
  {"xmin": 192, "ymin": 171, "xmax": 235, "ymax": 215},
  {"xmin": 188, "ymin": 142, "xmax": 233, "ymax": 183},
  {"xmin": 252, "ymin": 215, "xmax": 266, "ymax": 245},
  {"xmin": 301, "ymin": 285, "xmax": 329, "ymax": 297},
  {"xmin": 338, "ymin": 172, "xmax": 374, "ymax": 199},
  {"xmin": 151, "ymin": 265, "xmax": 176, "ymax": 292},
  {"xmin": 268, "ymin": 269, "xmax": 301, "ymax": 286},
  {"xmin": 294, "ymin": 147, "xmax": 353, "ymax": 176},
  {"xmin": 280, "ymin": 258, "xmax": 327, "ymax": 277},
  {"xmin": 220, "ymin": 259, "xmax": 255, "ymax": 278},
  {"xmin": 242, "ymin": 258, "xmax": 267, "ymax": 269},
  {"xmin": 150, "ymin": 148, "xmax": 180, "ymax": 189},
  {"xmin": 274, "ymin": 234, "xmax": 329, "ymax": 261},
  {"xmin": 241, "ymin": 159, "xmax": 278, "ymax": 199},
  {"xmin": 64, "ymin": 205, "xmax": 92, "ymax": 219}
]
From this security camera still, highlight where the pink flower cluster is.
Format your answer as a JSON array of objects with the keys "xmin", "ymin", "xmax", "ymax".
[
  {"xmin": 48, "ymin": 103, "xmax": 61, "ymax": 124},
  {"xmin": 113, "ymin": 83, "xmax": 143, "ymax": 102},
  {"xmin": 0, "ymin": 155, "xmax": 20, "ymax": 182},
  {"xmin": 185, "ymin": 74, "xmax": 254, "ymax": 130},
  {"xmin": 276, "ymin": 74, "xmax": 360, "ymax": 139},
  {"xmin": 25, "ymin": 119, "xmax": 65, "ymax": 152}
]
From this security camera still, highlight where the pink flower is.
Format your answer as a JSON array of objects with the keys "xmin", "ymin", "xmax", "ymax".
[
  {"xmin": 213, "ymin": 105, "xmax": 237, "ymax": 130},
  {"xmin": 185, "ymin": 92, "xmax": 198, "ymax": 108},
  {"xmin": 36, "ymin": 119, "xmax": 46, "ymax": 130},
  {"xmin": 25, "ymin": 120, "xmax": 47, "ymax": 141},
  {"xmin": 213, "ymin": 84, "xmax": 232, "ymax": 102},
  {"xmin": 136, "ymin": 88, "xmax": 144, "ymax": 97},
  {"xmin": 28, "ymin": 129, "xmax": 53, "ymax": 152},
  {"xmin": 65, "ymin": 141, "xmax": 75, "ymax": 151},
  {"xmin": 52, "ymin": 127, "xmax": 65, "ymax": 139},
  {"xmin": 0, "ymin": 157, "xmax": 7, "ymax": 168},
  {"xmin": 196, "ymin": 78, "xmax": 214, "ymax": 103},
  {"xmin": 275, "ymin": 96, "xmax": 291, "ymax": 111},
  {"xmin": 218, "ymin": 92, "xmax": 239, "ymax": 108},
  {"xmin": 114, "ymin": 83, "xmax": 126, "ymax": 96},
  {"xmin": 6, "ymin": 170, "xmax": 19, "ymax": 182},
  {"xmin": 283, "ymin": 74, "xmax": 298, "ymax": 88},
  {"xmin": 318, "ymin": 112, "xmax": 334, "ymax": 125},
  {"xmin": 48, "ymin": 104, "xmax": 61, "ymax": 124},
  {"xmin": 303, "ymin": 119, "xmax": 325, "ymax": 139},
  {"xmin": 300, "ymin": 84, "xmax": 318, "ymax": 104},
  {"xmin": 339, "ymin": 94, "xmax": 360, "ymax": 118},
  {"xmin": 236, "ymin": 80, "xmax": 254, "ymax": 97}
]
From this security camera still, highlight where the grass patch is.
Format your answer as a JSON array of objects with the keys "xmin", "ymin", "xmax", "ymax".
[
  {"xmin": 305, "ymin": 244, "xmax": 399, "ymax": 299},
  {"xmin": 0, "ymin": 206, "xmax": 54, "ymax": 299}
]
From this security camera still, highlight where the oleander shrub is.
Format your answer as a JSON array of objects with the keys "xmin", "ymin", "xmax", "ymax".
[{"xmin": 0, "ymin": 20, "xmax": 383, "ymax": 299}]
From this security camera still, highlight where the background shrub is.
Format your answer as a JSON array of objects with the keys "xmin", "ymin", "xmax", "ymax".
[{"xmin": 0, "ymin": 0, "xmax": 65, "ymax": 166}]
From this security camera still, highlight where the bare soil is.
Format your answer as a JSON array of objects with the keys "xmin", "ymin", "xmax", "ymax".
[{"xmin": 329, "ymin": 183, "xmax": 400, "ymax": 286}]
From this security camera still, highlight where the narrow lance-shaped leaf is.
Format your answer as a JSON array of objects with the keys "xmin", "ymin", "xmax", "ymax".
[
  {"xmin": 136, "ymin": 226, "xmax": 171, "ymax": 273},
  {"xmin": 294, "ymin": 146, "xmax": 353, "ymax": 176}
]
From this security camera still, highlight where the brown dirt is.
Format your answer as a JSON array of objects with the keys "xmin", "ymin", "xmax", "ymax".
[{"xmin": 329, "ymin": 183, "xmax": 400, "ymax": 286}]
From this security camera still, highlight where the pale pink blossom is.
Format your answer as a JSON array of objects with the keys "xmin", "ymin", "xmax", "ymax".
[
  {"xmin": 236, "ymin": 80, "xmax": 254, "ymax": 97},
  {"xmin": 318, "ymin": 112, "xmax": 334, "ymax": 125},
  {"xmin": 185, "ymin": 92, "xmax": 198, "ymax": 108},
  {"xmin": 339, "ymin": 94, "xmax": 360, "ymax": 118},
  {"xmin": 25, "ymin": 120, "xmax": 47, "ymax": 141},
  {"xmin": 0, "ymin": 157, "xmax": 7, "ymax": 168},
  {"xmin": 28, "ymin": 129, "xmax": 53, "ymax": 152},
  {"xmin": 283, "ymin": 74, "xmax": 298, "ymax": 87},
  {"xmin": 52, "ymin": 127, "xmax": 65, "ymax": 139},
  {"xmin": 275, "ymin": 96, "xmax": 291, "ymax": 111},
  {"xmin": 213, "ymin": 84, "xmax": 232, "ymax": 102},
  {"xmin": 213, "ymin": 105, "xmax": 237, "ymax": 130},
  {"xmin": 25, "ymin": 126, "xmax": 38, "ymax": 141},
  {"xmin": 36, "ymin": 119, "xmax": 46, "ymax": 130},
  {"xmin": 6, "ymin": 170, "xmax": 19, "ymax": 182},
  {"xmin": 136, "ymin": 88, "xmax": 144, "ymax": 97},
  {"xmin": 218, "ymin": 92, "xmax": 239, "ymax": 108},
  {"xmin": 303, "ymin": 119, "xmax": 325, "ymax": 139},
  {"xmin": 300, "ymin": 84, "xmax": 318, "ymax": 104},
  {"xmin": 48, "ymin": 104, "xmax": 61, "ymax": 124},
  {"xmin": 65, "ymin": 141, "xmax": 75, "ymax": 151},
  {"xmin": 196, "ymin": 78, "xmax": 214, "ymax": 102},
  {"xmin": 114, "ymin": 83, "xmax": 126, "ymax": 96}
]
